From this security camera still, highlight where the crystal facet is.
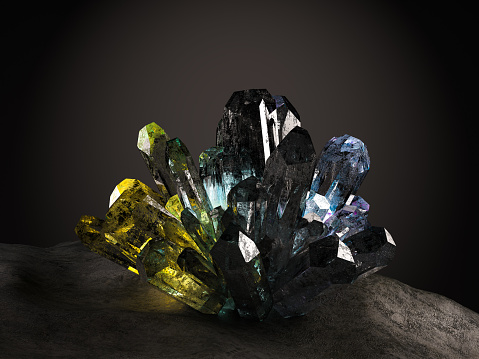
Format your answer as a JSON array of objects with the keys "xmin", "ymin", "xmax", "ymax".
[
  {"xmin": 226, "ymin": 176, "xmax": 268, "ymax": 243},
  {"xmin": 166, "ymin": 137, "xmax": 216, "ymax": 243},
  {"xmin": 273, "ymin": 235, "xmax": 357, "ymax": 318},
  {"xmin": 261, "ymin": 126, "xmax": 316, "ymax": 289},
  {"xmin": 210, "ymin": 225, "xmax": 272, "ymax": 320},
  {"xmin": 303, "ymin": 135, "xmax": 370, "ymax": 222},
  {"xmin": 137, "ymin": 122, "xmax": 175, "ymax": 200}
]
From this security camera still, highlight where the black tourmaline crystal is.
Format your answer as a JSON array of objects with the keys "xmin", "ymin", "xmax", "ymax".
[{"xmin": 75, "ymin": 89, "xmax": 396, "ymax": 320}]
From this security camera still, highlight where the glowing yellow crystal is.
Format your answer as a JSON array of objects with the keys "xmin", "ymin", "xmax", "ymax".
[
  {"xmin": 75, "ymin": 178, "xmax": 227, "ymax": 314},
  {"xmin": 165, "ymin": 194, "xmax": 184, "ymax": 220},
  {"xmin": 139, "ymin": 240, "xmax": 227, "ymax": 314}
]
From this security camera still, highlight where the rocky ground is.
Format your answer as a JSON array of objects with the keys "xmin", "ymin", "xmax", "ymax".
[{"xmin": 1, "ymin": 241, "xmax": 478, "ymax": 358}]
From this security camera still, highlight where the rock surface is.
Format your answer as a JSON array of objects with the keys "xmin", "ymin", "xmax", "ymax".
[{"xmin": 1, "ymin": 241, "xmax": 478, "ymax": 358}]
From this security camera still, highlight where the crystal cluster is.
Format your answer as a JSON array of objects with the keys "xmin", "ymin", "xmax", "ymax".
[{"xmin": 75, "ymin": 89, "xmax": 395, "ymax": 320}]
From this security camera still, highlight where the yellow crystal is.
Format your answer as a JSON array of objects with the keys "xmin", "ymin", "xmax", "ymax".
[
  {"xmin": 137, "ymin": 122, "xmax": 168, "ymax": 152},
  {"xmin": 137, "ymin": 122, "xmax": 173, "ymax": 200},
  {"xmin": 140, "ymin": 240, "xmax": 226, "ymax": 314},
  {"xmin": 165, "ymin": 194, "xmax": 184, "ymax": 220},
  {"xmin": 75, "ymin": 178, "xmax": 227, "ymax": 314},
  {"xmin": 75, "ymin": 214, "xmax": 140, "ymax": 269}
]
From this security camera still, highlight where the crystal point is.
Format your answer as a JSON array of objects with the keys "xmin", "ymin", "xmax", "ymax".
[
  {"xmin": 216, "ymin": 89, "xmax": 302, "ymax": 182},
  {"xmin": 137, "ymin": 123, "xmax": 175, "ymax": 199},
  {"xmin": 261, "ymin": 126, "xmax": 316, "ymax": 288},
  {"xmin": 345, "ymin": 226, "xmax": 396, "ymax": 279},
  {"xmin": 303, "ymin": 135, "xmax": 370, "ymax": 222}
]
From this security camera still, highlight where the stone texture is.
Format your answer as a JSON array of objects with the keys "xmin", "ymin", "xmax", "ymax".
[{"xmin": 1, "ymin": 241, "xmax": 478, "ymax": 358}]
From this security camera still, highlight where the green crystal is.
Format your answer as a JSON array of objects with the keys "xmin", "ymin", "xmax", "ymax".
[
  {"xmin": 137, "ymin": 122, "xmax": 176, "ymax": 199},
  {"xmin": 165, "ymin": 194, "xmax": 184, "ymax": 220},
  {"xmin": 166, "ymin": 137, "xmax": 216, "ymax": 243},
  {"xmin": 181, "ymin": 208, "xmax": 215, "ymax": 253}
]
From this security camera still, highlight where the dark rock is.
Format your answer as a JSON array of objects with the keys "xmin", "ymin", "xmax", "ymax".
[{"xmin": 1, "ymin": 241, "xmax": 478, "ymax": 358}]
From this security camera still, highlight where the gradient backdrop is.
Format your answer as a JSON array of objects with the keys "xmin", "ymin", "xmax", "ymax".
[{"xmin": 5, "ymin": 1, "xmax": 477, "ymax": 313}]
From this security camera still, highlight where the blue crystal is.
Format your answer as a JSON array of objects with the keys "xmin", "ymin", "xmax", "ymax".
[
  {"xmin": 324, "ymin": 195, "xmax": 371, "ymax": 241},
  {"xmin": 302, "ymin": 135, "xmax": 370, "ymax": 222},
  {"xmin": 199, "ymin": 147, "xmax": 229, "ymax": 210}
]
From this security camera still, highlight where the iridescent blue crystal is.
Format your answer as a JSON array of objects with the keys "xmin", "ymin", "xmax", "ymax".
[
  {"xmin": 302, "ymin": 135, "xmax": 370, "ymax": 222},
  {"xmin": 324, "ymin": 195, "xmax": 370, "ymax": 241},
  {"xmin": 199, "ymin": 146, "xmax": 229, "ymax": 210}
]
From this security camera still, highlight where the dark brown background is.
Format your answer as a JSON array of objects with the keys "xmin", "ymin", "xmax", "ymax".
[{"xmin": 4, "ymin": 0, "xmax": 477, "ymax": 312}]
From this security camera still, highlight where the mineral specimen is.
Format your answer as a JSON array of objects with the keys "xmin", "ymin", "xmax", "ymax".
[{"xmin": 75, "ymin": 88, "xmax": 396, "ymax": 320}]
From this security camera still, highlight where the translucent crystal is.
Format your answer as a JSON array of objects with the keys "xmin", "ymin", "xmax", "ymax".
[
  {"xmin": 75, "ymin": 215, "xmax": 136, "ymax": 270},
  {"xmin": 271, "ymin": 95, "xmax": 301, "ymax": 142},
  {"xmin": 199, "ymin": 146, "xmax": 228, "ymax": 210},
  {"xmin": 137, "ymin": 239, "xmax": 228, "ymax": 314},
  {"xmin": 137, "ymin": 122, "xmax": 175, "ymax": 199},
  {"xmin": 166, "ymin": 137, "xmax": 216, "ymax": 242},
  {"xmin": 226, "ymin": 176, "xmax": 267, "ymax": 242},
  {"xmin": 291, "ymin": 217, "xmax": 326, "ymax": 256},
  {"xmin": 261, "ymin": 126, "xmax": 316, "ymax": 289},
  {"xmin": 302, "ymin": 135, "xmax": 370, "ymax": 222},
  {"xmin": 216, "ymin": 89, "xmax": 276, "ymax": 178},
  {"xmin": 199, "ymin": 146, "xmax": 256, "ymax": 212},
  {"xmin": 181, "ymin": 208, "xmax": 214, "ymax": 254},
  {"xmin": 324, "ymin": 195, "xmax": 371, "ymax": 241},
  {"xmin": 76, "ymin": 179, "xmax": 228, "ymax": 314},
  {"xmin": 165, "ymin": 194, "xmax": 184, "ymax": 221},
  {"xmin": 210, "ymin": 89, "xmax": 303, "ymax": 206}
]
